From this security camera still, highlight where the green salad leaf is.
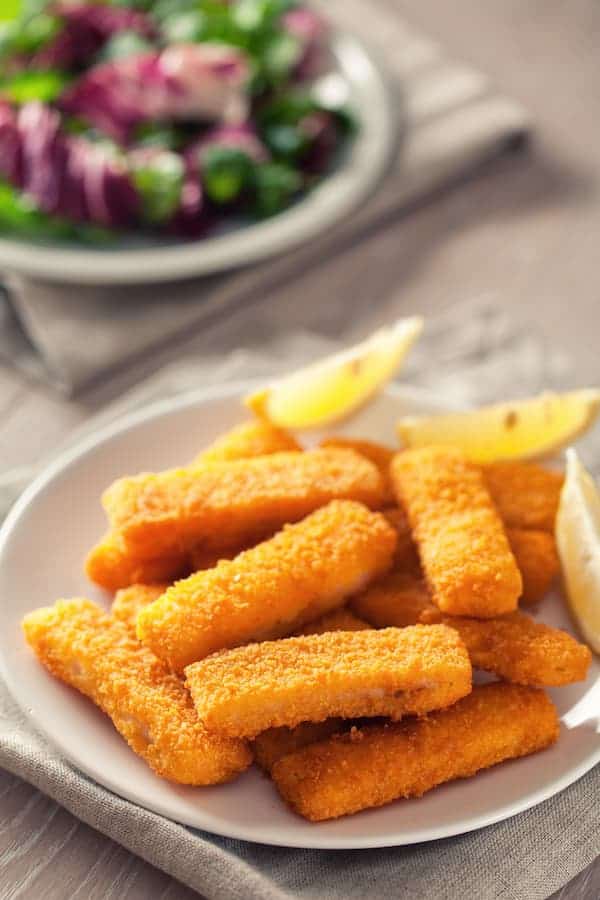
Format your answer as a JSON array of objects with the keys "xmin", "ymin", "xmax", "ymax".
[
  {"xmin": 132, "ymin": 152, "xmax": 184, "ymax": 224},
  {"xmin": 202, "ymin": 146, "xmax": 256, "ymax": 204},
  {"xmin": 253, "ymin": 161, "xmax": 301, "ymax": 217},
  {"xmin": 0, "ymin": 180, "xmax": 113, "ymax": 243},
  {"xmin": 0, "ymin": 68, "xmax": 69, "ymax": 103}
]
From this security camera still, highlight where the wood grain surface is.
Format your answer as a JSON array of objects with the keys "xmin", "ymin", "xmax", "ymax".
[{"xmin": 1, "ymin": 0, "xmax": 599, "ymax": 896}]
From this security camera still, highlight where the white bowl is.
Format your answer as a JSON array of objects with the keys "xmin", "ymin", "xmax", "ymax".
[{"xmin": 0, "ymin": 34, "xmax": 398, "ymax": 285}]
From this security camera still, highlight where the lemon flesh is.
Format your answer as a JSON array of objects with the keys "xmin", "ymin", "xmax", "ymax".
[
  {"xmin": 556, "ymin": 448, "xmax": 600, "ymax": 652},
  {"xmin": 397, "ymin": 389, "xmax": 600, "ymax": 463},
  {"xmin": 246, "ymin": 317, "xmax": 423, "ymax": 430}
]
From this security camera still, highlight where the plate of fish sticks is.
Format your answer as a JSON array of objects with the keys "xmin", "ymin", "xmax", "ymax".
[{"xmin": 1, "ymin": 369, "xmax": 599, "ymax": 849}]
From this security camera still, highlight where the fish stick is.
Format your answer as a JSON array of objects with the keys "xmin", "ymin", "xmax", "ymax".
[
  {"xmin": 391, "ymin": 446, "xmax": 522, "ymax": 617},
  {"xmin": 85, "ymin": 532, "xmax": 188, "ymax": 593},
  {"xmin": 253, "ymin": 720, "xmax": 348, "ymax": 773},
  {"xmin": 103, "ymin": 448, "xmax": 385, "ymax": 564},
  {"xmin": 195, "ymin": 420, "xmax": 301, "ymax": 464},
  {"xmin": 507, "ymin": 528, "xmax": 560, "ymax": 604},
  {"xmin": 253, "ymin": 608, "xmax": 371, "ymax": 771},
  {"xmin": 351, "ymin": 572, "xmax": 591, "ymax": 687},
  {"xmin": 272, "ymin": 683, "xmax": 559, "ymax": 821},
  {"xmin": 483, "ymin": 461, "xmax": 563, "ymax": 532},
  {"xmin": 295, "ymin": 608, "xmax": 371, "ymax": 635},
  {"xmin": 380, "ymin": 505, "xmax": 559, "ymax": 604},
  {"xmin": 111, "ymin": 583, "xmax": 167, "ymax": 629},
  {"xmin": 22, "ymin": 599, "xmax": 252, "ymax": 785},
  {"xmin": 137, "ymin": 500, "xmax": 397, "ymax": 671},
  {"xmin": 320, "ymin": 437, "xmax": 395, "ymax": 504},
  {"xmin": 185, "ymin": 625, "xmax": 472, "ymax": 739}
]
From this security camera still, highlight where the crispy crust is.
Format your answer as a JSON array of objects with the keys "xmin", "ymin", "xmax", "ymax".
[
  {"xmin": 137, "ymin": 500, "xmax": 397, "ymax": 671},
  {"xmin": 506, "ymin": 528, "xmax": 560, "ymax": 605},
  {"xmin": 391, "ymin": 446, "xmax": 522, "ymax": 617},
  {"xmin": 271, "ymin": 683, "xmax": 559, "ymax": 821},
  {"xmin": 253, "ymin": 606, "xmax": 370, "ymax": 772},
  {"xmin": 351, "ymin": 572, "xmax": 591, "ymax": 686},
  {"xmin": 85, "ymin": 532, "xmax": 188, "ymax": 592},
  {"xmin": 196, "ymin": 420, "xmax": 301, "ymax": 464},
  {"xmin": 185, "ymin": 625, "xmax": 472, "ymax": 738},
  {"xmin": 103, "ymin": 448, "xmax": 385, "ymax": 562},
  {"xmin": 319, "ymin": 437, "xmax": 395, "ymax": 504},
  {"xmin": 22, "ymin": 599, "xmax": 252, "ymax": 785},
  {"xmin": 295, "ymin": 608, "xmax": 371, "ymax": 635},
  {"xmin": 111, "ymin": 583, "xmax": 167, "ymax": 629},
  {"xmin": 483, "ymin": 461, "xmax": 563, "ymax": 532}
]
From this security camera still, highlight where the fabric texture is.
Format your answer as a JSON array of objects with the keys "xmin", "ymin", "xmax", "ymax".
[
  {"xmin": 1, "ymin": 301, "xmax": 599, "ymax": 900},
  {"xmin": 0, "ymin": 0, "xmax": 529, "ymax": 394}
]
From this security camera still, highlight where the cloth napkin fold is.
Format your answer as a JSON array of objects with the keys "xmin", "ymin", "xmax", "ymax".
[
  {"xmin": 1, "ymin": 300, "xmax": 598, "ymax": 900},
  {"xmin": 0, "ymin": 0, "xmax": 529, "ymax": 395}
]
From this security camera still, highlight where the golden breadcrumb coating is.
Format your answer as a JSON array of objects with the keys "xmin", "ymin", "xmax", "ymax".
[
  {"xmin": 111, "ymin": 583, "xmax": 167, "ymax": 629},
  {"xmin": 483, "ymin": 461, "xmax": 563, "ymax": 532},
  {"xmin": 376, "ymin": 505, "xmax": 558, "ymax": 606},
  {"xmin": 85, "ymin": 532, "xmax": 188, "ymax": 592},
  {"xmin": 320, "ymin": 437, "xmax": 395, "ymax": 504},
  {"xmin": 391, "ymin": 446, "xmax": 522, "ymax": 617},
  {"xmin": 22, "ymin": 599, "xmax": 252, "ymax": 785},
  {"xmin": 506, "ymin": 528, "xmax": 560, "ymax": 605},
  {"xmin": 351, "ymin": 572, "xmax": 591, "ymax": 686},
  {"xmin": 195, "ymin": 420, "xmax": 301, "ymax": 464},
  {"xmin": 137, "ymin": 500, "xmax": 397, "ymax": 671},
  {"xmin": 253, "ymin": 606, "xmax": 370, "ymax": 772},
  {"xmin": 351, "ymin": 571, "xmax": 432, "ymax": 628},
  {"xmin": 271, "ymin": 683, "xmax": 559, "ymax": 821},
  {"xmin": 295, "ymin": 608, "xmax": 371, "ymax": 635},
  {"xmin": 185, "ymin": 625, "xmax": 472, "ymax": 738},
  {"xmin": 382, "ymin": 506, "xmax": 421, "ymax": 573},
  {"xmin": 253, "ymin": 720, "xmax": 347, "ymax": 773},
  {"xmin": 103, "ymin": 448, "xmax": 385, "ymax": 564}
]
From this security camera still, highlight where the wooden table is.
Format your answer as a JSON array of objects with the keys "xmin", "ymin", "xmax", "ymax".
[{"xmin": 1, "ymin": 1, "xmax": 598, "ymax": 896}]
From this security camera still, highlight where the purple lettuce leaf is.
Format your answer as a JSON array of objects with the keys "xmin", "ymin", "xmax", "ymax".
[{"xmin": 61, "ymin": 42, "xmax": 251, "ymax": 144}]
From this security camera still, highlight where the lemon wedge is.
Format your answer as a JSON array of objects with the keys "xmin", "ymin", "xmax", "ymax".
[
  {"xmin": 556, "ymin": 448, "xmax": 600, "ymax": 652},
  {"xmin": 245, "ymin": 317, "xmax": 424, "ymax": 430},
  {"xmin": 396, "ymin": 389, "xmax": 600, "ymax": 462}
]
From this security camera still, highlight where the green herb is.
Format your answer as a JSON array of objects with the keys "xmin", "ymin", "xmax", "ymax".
[
  {"xmin": 202, "ymin": 146, "xmax": 255, "ymax": 204},
  {"xmin": 0, "ymin": 180, "xmax": 113, "ymax": 243},
  {"xmin": 0, "ymin": 68, "xmax": 69, "ymax": 103},
  {"xmin": 132, "ymin": 152, "xmax": 184, "ymax": 224},
  {"xmin": 253, "ymin": 161, "xmax": 301, "ymax": 217}
]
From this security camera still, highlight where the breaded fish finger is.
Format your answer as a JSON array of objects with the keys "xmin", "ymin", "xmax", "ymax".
[
  {"xmin": 295, "ymin": 607, "xmax": 371, "ymax": 635},
  {"xmin": 272, "ymin": 683, "xmax": 559, "ymax": 821},
  {"xmin": 22, "ymin": 599, "xmax": 252, "ymax": 785},
  {"xmin": 483, "ymin": 461, "xmax": 563, "ymax": 532},
  {"xmin": 104, "ymin": 448, "xmax": 385, "ymax": 562},
  {"xmin": 185, "ymin": 625, "xmax": 472, "ymax": 738},
  {"xmin": 391, "ymin": 446, "xmax": 522, "ymax": 617},
  {"xmin": 378, "ymin": 506, "xmax": 559, "ymax": 604},
  {"xmin": 111, "ymin": 583, "xmax": 167, "ymax": 629},
  {"xmin": 137, "ymin": 501, "xmax": 396, "ymax": 671},
  {"xmin": 85, "ymin": 532, "xmax": 188, "ymax": 593},
  {"xmin": 320, "ymin": 437, "xmax": 395, "ymax": 504},
  {"xmin": 253, "ymin": 607, "xmax": 370, "ymax": 772},
  {"xmin": 506, "ymin": 528, "xmax": 560, "ymax": 605},
  {"xmin": 196, "ymin": 420, "xmax": 301, "ymax": 464},
  {"xmin": 351, "ymin": 573, "xmax": 591, "ymax": 687}
]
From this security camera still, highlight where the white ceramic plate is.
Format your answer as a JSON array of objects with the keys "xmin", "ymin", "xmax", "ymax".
[
  {"xmin": 0, "ymin": 34, "xmax": 397, "ymax": 285},
  {"xmin": 0, "ymin": 382, "xmax": 598, "ymax": 850}
]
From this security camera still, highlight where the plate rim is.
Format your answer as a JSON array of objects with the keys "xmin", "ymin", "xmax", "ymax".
[
  {"xmin": 0, "ymin": 32, "xmax": 399, "ymax": 285},
  {"xmin": 1, "ymin": 379, "xmax": 599, "ymax": 850}
]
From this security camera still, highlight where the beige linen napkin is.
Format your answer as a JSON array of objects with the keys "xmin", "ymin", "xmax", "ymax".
[
  {"xmin": 0, "ymin": 0, "xmax": 529, "ymax": 394},
  {"xmin": 1, "ymin": 300, "xmax": 598, "ymax": 900}
]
